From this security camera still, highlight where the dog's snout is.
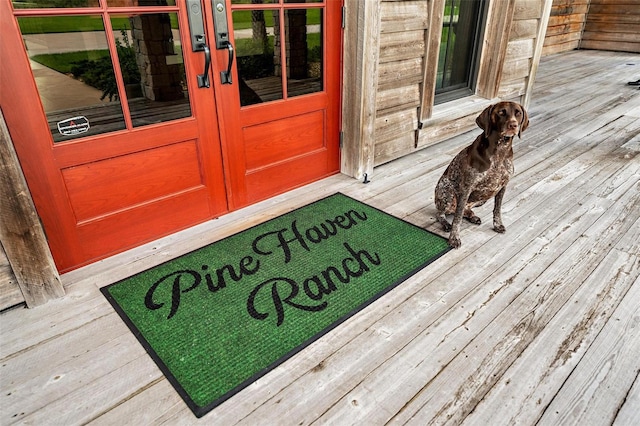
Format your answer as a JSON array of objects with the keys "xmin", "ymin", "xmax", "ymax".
[{"xmin": 508, "ymin": 119, "xmax": 518, "ymax": 130}]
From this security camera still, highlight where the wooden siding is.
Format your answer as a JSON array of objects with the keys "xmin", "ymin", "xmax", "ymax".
[
  {"xmin": 372, "ymin": 0, "xmax": 552, "ymax": 168},
  {"xmin": 374, "ymin": 0, "xmax": 430, "ymax": 165},
  {"xmin": 341, "ymin": 0, "xmax": 381, "ymax": 180},
  {"xmin": 1, "ymin": 50, "xmax": 638, "ymax": 424},
  {"xmin": 499, "ymin": 0, "xmax": 552, "ymax": 102},
  {"xmin": 0, "ymin": 244, "xmax": 22, "ymax": 311},
  {"xmin": 0, "ymin": 110, "xmax": 63, "ymax": 309},
  {"xmin": 542, "ymin": 0, "xmax": 589, "ymax": 56},
  {"xmin": 581, "ymin": 0, "xmax": 640, "ymax": 53}
]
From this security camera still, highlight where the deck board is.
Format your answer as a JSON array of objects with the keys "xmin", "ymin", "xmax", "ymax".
[{"xmin": 1, "ymin": 49, "xmax": 639, "ymax": 425}]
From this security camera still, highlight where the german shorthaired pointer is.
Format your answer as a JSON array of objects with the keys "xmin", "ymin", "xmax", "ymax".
[{"xmin": 434, "ymin": 101, "xmax": 529, "ymax": 248}]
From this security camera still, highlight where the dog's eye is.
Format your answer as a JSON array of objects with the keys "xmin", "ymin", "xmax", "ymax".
[
  {"xmin": 499, "ymin": 109, "xmax": 506, "ymax": 116},
  {"xmin": 515, "ymin": 110, "xmax": 521, "ymax": 116}
]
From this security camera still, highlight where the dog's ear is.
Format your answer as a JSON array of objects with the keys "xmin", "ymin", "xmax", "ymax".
[
  {"xmin": 476, "ymin": 104, "xmax": 494, "ymax": 137},
  {"xmin": 518, "ymin": 104, "xmax": 529, "ymax": 138}
]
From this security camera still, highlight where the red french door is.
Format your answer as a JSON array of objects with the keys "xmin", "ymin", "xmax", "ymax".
[
  {"xmin": 1, "ymin": 0, "xmax": 341, "ymax": 273},
  {"xmin": 207, "ymin": 0, "xmax": 342, "ymax": 208}
]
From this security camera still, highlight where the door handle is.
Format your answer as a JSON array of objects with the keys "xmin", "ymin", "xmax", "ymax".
[
  {"xmin": 220, "ymin": 41, "xmax": 233, "ymax": 85},
  {"xmin": 186, "ymin": 0, "xmax": 210, "ymax": 88},
  {"xmin": 197, "ymin": 45, "xmax": 211, "ymax": 88}
]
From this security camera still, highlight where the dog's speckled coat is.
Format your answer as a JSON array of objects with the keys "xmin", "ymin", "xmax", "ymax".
[{"xmin": 434, "ymin": 101, "xmax": 529, "ymax": 248}]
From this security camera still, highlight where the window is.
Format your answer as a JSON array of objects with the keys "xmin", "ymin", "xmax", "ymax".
[
  {"xmin": 12, "ymin": 1, "xmax": 191, "ymax": 143},
  {"xmin": 435, "ymin": 0, "xmax": 487, "ymax": 104}
]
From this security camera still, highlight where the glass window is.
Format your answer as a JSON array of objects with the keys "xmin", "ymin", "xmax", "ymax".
[
  {"xmin": 18, "ymin": 15, "xmax": 127, "ymax": 142},
  {"xmin": 233, "ymin": 6, "xmax": 323, "ymax": 107},
  {"xmin": 107, "ymin": 1, "xmax": 177, "ymax": 6},
  {"xmin": 285, "ymin": 8, "xmax": 323, "ymax": 99},
  {"xmin": 233, "ymin": 8, "xmax": 282, "ymax": 106},
  {"xmin": 231, "ymin": 0, "xmax": 277, "ymax": 4},
  {"xmin": 111, "ymin": 13, "xmax": 191, "ymax": 127},
  {"xmin": 435, "ymin": 0, "xmax": 486, "ymax": 104},
  {"xmin": 12, "ymin": 0, "xmax": 100, "ymax": 8}
]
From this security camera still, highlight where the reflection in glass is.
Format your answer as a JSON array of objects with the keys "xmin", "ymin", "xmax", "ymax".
[
  {"xmin": 284, "ymin": 8, "xmax": 322, "ymax": 98},
  {"xmin": 233, "ymin": 9, "xmax": 282, "ymax": 106},
  {"xmin": 18, "ymin": 15, "xmax": 126, "ymax": 143},
  {"xmin": 107, "ymin": 0, "xmax": 177, "ymax": 6},
  {"xmin": 12, "ymin": 0, "xmax": 99, "ymax": 8},
  {"xmin": 436, "ymin": 0, "xmax": 483, "ymax": 97},
  {"xmin": 233, "ymin": 7, "xmax": 323, "ymax": 107},
  {"xmin": 231, "ymin": 0, "xmax": 276, "ymax": 4},
  {"xmin": 111, "ymin": 13, "xmax": 191, "ymax": 127}
]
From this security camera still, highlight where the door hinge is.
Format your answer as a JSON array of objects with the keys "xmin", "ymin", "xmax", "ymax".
[
  {"xmin": 342, "ymin": 5, "xmax": 346, "ymax": 29},
  {"xmin": 339, "ymin": 131, "xmax": 344, "ymax": 148}
]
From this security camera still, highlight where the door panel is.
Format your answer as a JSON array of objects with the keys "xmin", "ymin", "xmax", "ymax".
[
  {"xmin": 76, "ymin": 187, "xmax": 211, "ymax": 261},
  {"xmin": 210, "ymin": 0, "xmax": 341, "ymax": 208},
  {"xmin": 243, "ymin": 110, "xmax": 325, "ymax": 171},
  {"xmin": 61, "ymin": 141, "xmax": 204, "ymax": 222}
]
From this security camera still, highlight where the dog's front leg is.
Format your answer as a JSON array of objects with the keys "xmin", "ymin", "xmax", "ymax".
[
  {"xmin": 493, "ymin": 186, "xmax": 507, "ymax": 233},
  {"xmin": 448, "ymin": 187, "xmax": 472, "ymax": 248}
]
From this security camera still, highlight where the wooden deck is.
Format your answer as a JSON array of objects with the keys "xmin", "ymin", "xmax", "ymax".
[{"xmin": 2, "ymin": 49, "xmax": 639, "ymax": 425}]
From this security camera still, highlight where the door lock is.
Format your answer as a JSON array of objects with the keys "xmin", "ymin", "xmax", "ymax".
[
  {"xmin": 212, "ymin": 0, "xmax": 230, "ymax": 49},
  {"xmin": 186, "ymin": 0, "xmax": 207, "ymax": 52}
]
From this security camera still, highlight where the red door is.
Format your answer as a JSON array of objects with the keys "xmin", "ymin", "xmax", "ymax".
[
  {"xmin": 208, "ymin": 0, "xmax": 342, "ymax": 208},
  {"xmin": 0, "ymin": 0, "xmax": 341, "ymax": 273}
]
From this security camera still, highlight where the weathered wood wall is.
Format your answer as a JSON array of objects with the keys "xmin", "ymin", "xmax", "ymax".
[
  {"xmin": 0, "ymin": 109, "xmax": 64, "ymax": 308},
  {"xmin": 499, "ymin": 0, "xmax": 552, "ymax": 104},
  {"xmin": 370, "ymin": 0, "xmax": 551, "ymax": 167},
  {"xmin": 581, "ymin": 0, "xmax": 640, "ymax": 53},
  {"xmin": 0, "ymin": 243, "xmax": 22, "ymax": 310},
  {"xmin": 373, "ymin": 0, "xmax": 429, "ymax": 165},
  {"xmin": 542, "ymin": 0, "xmax": 589, "ymax": 56}
]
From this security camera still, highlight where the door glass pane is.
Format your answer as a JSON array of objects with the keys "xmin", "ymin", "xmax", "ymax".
[
  {"xmin": 233, "ymin": 8, "xmax": 282, "ymax": 106},
  {"xmin": 231, "ymin": 0, "xmax": 276, "ymax": 4},
  {"xmin": 285, "ymin": 8, "xmax": 322, "ymax": 98},
  {"xmin": 108, "ymin": 0, "xmax": 176, "ymax": 6},
  {"xmin": 12, "ymin": 0, "xmax": 99, "ymax": 8},
  {"xmin": 18, "ymin": 15, "xmax": 127, "ymax": 143},
  {"xmin": 111, "ymin": 13, "xmax": 191, "ymax": 127}
]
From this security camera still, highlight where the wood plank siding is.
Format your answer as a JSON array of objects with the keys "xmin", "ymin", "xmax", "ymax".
[
  {"xmin": 542, "ymin": 0, "xmax": 640, "ymax": 56},
  {"xmin": 543, "ymin": 0, "xmax": 589, "ymax": 56},
  {"xmin": 374, "ymin": 0, "xmax": 430, "ymax": 165},
  {"xmin": 581, "ymin": 0, "xmax": 640, "ymax": 53},
  {"xmin": 372, "ymin": 0, "xmax": 552, "ymax": 167},
  {"xmin": 0, "ymin": 110, "xmax": 63, "ymax": 309},
  {"xmin": 0, "ymin": 244, "xmax": 21, "ymax": 311},
  {"xmin": 1, "ymin": 49, "xmax": 638, "ymax": 425}
]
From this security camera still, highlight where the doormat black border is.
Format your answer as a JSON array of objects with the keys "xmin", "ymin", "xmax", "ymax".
[{"xmin": 101, "ymin": 193, "xmax": 451, "ymax": 418}]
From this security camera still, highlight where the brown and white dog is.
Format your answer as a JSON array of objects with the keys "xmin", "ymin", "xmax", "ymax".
[{"xmin": 434, "ymin": 101, "xmax": 529, "ymax": 248}]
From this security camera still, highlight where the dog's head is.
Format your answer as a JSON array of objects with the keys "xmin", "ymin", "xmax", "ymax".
[{"xmin": 476, "ymin": 101, "xmax": 529, "ymax": 140}]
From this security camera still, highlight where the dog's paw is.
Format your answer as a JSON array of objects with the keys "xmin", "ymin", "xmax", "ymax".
[
  {"xmin": 465, "ymin": 215, "xmax": 482, "ymax": 225},
  {"xmin": 448, "ymin": 235, "xmax": 462, "ymax": 248},
  {"xmin": 493, "ymin": 224, "xmax": 506, "ymax": 233},
  {"xmin": 437, "ymin": 218, "xmax": 452, "ymax": 232}
]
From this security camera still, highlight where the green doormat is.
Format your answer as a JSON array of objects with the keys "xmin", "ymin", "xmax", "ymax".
[{"xmin": 101, "ymin": 193, "xmax": 450, "ymax": 417}]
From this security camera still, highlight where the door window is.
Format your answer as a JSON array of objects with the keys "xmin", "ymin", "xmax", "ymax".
[
  {"xmin": 232, "ymin": 3, "xmax": 323, "ymax": 107},
  {"xmin": 12, "ymin": 1, "xmax": 191, "ymax": 143}
]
